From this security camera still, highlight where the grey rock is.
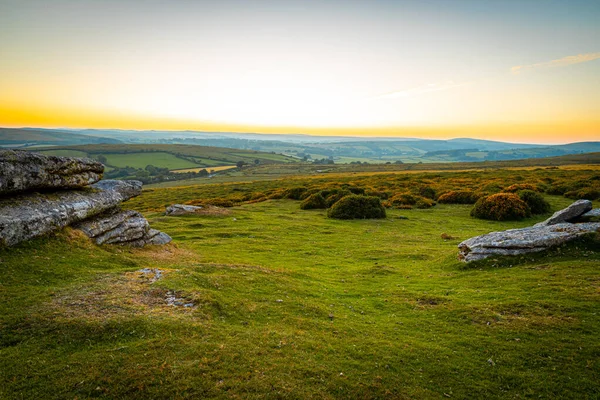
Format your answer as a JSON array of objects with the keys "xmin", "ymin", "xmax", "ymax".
[
  {"xmin": 0, "ymin": 149, "xmax": 104, "ymax": 195},
  {"xmin": 76, "ymin": 210, "xmax": 171, "ymax": 247},
  {"xmin": 576, "ymin": 208, "xmax": 600, "ymax": 222},
  {"xmin": 76, "ymin": 210, "xmax": 149, "ymax": 245},
  {"xmin": 92, "ymin": 179, "xmax": 142, "ymax": 199},
  {"xmin": 534, "ymin": 199, "xmax": 592, "ymax": 226},
  {"xmin": 0, "ymin": 180, "xmax": 141, "ymax": 247},
  {"xmin": 458, "ymin": 222, "xmax": 600, "ymax": 262},
  {"xmin": 165, "ymin": 204, "xmax": 204, "ymax": 216}
]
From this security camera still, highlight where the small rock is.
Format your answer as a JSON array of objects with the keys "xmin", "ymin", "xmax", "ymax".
[
  {"xmin": 165, "ymin": 204, "xmax": 204, "ymax": 216},
  {"xmin": 534, "ymin": 199, "xmax": 592, "ymax": 226}
]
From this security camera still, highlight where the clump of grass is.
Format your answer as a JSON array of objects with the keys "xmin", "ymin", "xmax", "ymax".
[
  {"xmin": 327, "ymin": 194, "xmax": 386, "ymax": 219},
  {"xmin": 471, "ymin": 193, "xmax": 531, "ymax": 221}
]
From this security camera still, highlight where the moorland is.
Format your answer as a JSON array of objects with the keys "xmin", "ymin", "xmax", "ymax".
[{"xmin": 1, "ymin": 148, "xmax": 599, "ymax": 399}]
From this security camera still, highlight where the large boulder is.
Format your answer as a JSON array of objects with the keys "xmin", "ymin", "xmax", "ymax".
[
  {"xmin": 0, "ymin": 150, "xmax": 104, "ymax": 195},
  {"xmin": 76, "ymin": 209, "xmax": 171, "ymax": 246},
  {"xmin": 534, "ymin": 199, "xmax": 592, "ymax": 226},
  {"xmin": 0, "ymin": 180, "xmax": 141, "ymax": 247},
  {"xmin": 458, "ymin": 222, "xmax": 600, "ymax": 262}
]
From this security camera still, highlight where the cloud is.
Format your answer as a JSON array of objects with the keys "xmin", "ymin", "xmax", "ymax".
[
  {"xmin": 511, "ymin": 52, "xmax": 600, "ymax": 74},
  {"xmin": 373, "ymin": 80, "xmax": 467, "ymax": 100}
]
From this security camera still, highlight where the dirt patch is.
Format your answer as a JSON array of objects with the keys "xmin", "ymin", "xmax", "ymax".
[{"xmin": 48, "ymin": 269, "xmax": 197, "ymax": 321}]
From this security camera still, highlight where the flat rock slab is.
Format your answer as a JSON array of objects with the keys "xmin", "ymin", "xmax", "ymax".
[
  {"xmin": 77, "ymin": 209, "xmax": 171, "ymax": 247},
  {"xmin": 165, "ymin": 204, "xmax": 204, "ymax": 216},
  {"xmin": 0, "ymin": 150, "xmax": 104, "ymax": 195},
  {"xmin": 458, "ymin": 222, "xmax": 600, "ymax": 262},
  {"xmin": 0, "ymin": 180, "xmax": 141, "ymax": 247},
  {"xmin": 534, "ymin": 199, "xmax": 592, "ymax": 226}
]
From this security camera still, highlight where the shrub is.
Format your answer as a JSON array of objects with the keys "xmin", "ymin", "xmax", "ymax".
[
  {"xmin": 300, "ymin": 193, "xmax": 327, "ymax": 210},
  {"xmin": 284, "ymin": 187, "xmax": 308, "ymax": 200},
  {"xmin": 517, "ymin": 190, "xmax": 551, "ymax": 214},
  {"xmin": 267, "ymin": 189, "xmax": 286, "ymax": 199},
  {"xmin": 504, "ymin": 183, "xmax": 540, "ymax": 193},
  {"xmin": 341, "ymin": 185, "xmax": 366, "ymax": 195},
  {"xmin": 418, "ymin": 186, "xmax": 436, "ymax": 200},
  {"xmin": 565, "ymin": 188, "xmax": 600, "ymax": 201},
  {"xmin": 327, "ymin": 195, "xmax": 386, "ymax": 219},
  {"xmin": 383, "ymin": 193, "xmax": 435, "ymax": 209},
  {"xmin": 437, "ymin": 190, "xmax": 480, "ymax": 204},
  {"xmin": 321, "ymin": 189, "xmax": 350, "ymax": 207},
  {"xmin": 470, "ymin": 193, "xmax": 531, "ymax": 221}
]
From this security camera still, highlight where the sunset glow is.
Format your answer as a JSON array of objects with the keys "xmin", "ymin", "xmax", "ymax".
[{"xmin": 1, "ymin": 0, "xmax": 599, "ymax": 143}]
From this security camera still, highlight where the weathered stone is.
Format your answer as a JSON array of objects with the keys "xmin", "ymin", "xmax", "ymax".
[
  {"xmin": 576, "ymin": 208, "xmax": 600, "ymax": 222},
  {"xmin": 0, "ymin": 149, "xmax": 104, "ymax": 195},
  {"xmin": 76, "ymin": 210, "xmax": 149, "ymax": 245},
  {"xmin": 458, "ymin": 222, "xmax": 600, "ymax": 262},
  {"xmin": 165, "ymin": 204, "xmax": 204, "ymax": 216},
  {"xmin": 534, "ymin": 199, "xmax": 592, "ymax": 226},
  {"xmin": 127, "ymin": 229, "xmax": 173, "ymax": 247},
  {"xmin": 0, "ymin": 180, "xmax": 141, "ymax": 247},
  {"xmin": 76, "ymin": 209, "xmax": 171, "ymax": 246}
]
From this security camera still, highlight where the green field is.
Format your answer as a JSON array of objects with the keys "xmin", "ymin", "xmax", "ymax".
[
  {"xmin": 2, "ymin": 162, "xmax": 600, "ymax": 398},
  {"xmin": 103, "ymin": 152, "xmax": 199, "ymax": 170},
  {"xmin": 30, "ymin": 144, "xmax": 298, "ymax": 172}
]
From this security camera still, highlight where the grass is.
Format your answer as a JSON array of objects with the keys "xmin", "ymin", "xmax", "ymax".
[{"xmin": 1, "ymin": 179, "xmax": 599, "ymax": 398}]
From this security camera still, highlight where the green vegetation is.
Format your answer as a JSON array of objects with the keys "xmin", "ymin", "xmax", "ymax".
[
  {"xmin": 438, "ymin": 190, "xmax": 481, "ymax": 204},
  {"xmin": 103, "ymin": 152, "xmax": 199, "ymax": 170},
  {"xmin": 2, "ymin": 190, "xmax": 599, "ymax": 398},
  {"xmin": 327, "ymin": 194, "xmax": 386, "ymax": 219},
  {"xmin": 300, "ymin": 192, "xmax": 327, "ymax": 210},
  {"xmin": 471, "ymin": 193, "xmax": 531, "ymax": 221},
  {"xmin": 516, "ymin": 190, "xmax": 551, "ymax": 215}
]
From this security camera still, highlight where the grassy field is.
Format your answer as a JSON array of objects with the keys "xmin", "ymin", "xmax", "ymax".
[
  {"xmin": 2, "ymin": 163, "xmax": 600, "ymax": 398},
  {"xmin": 33, "ymin": 144, "xmax": 297, "ymax": 172},
  {"xmin": 103, "ymin": 152, "xmax": 199, "ymax": 170}
]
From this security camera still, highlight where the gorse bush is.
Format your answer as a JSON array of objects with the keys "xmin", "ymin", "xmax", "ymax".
[
  {"xmin": 327, "ymin": 195, "xmax": 386, "ymax": 219},
  {"xmin": 470, "ymin": 193, "xmax": 531, "ymax": 221},
  {"xmin": 384, "ymin": 193, "xmax": 436, "ymax": 209},
  {"xmin": 324, "ymin": 189, "xmax": 351, "ymax": 208},
  {"xmin": 504, "ymin": 183, "xmax": 540, "ymax": 193},
  {"xmin": 300, "ymin": 193, "xmax": 327, "ymax": 210},
  {"xmin": 284, "ymin": 187, "xmax": 308, "ymax": 200},
  {"xmin": 418, "ymin": 186, "xmax": 436, "ymax": 200},
  {"xmin": 565, "ymin": 188, "xmax": 600, "ymax": 201},
  {"xmin": 516, "ymin": 190, "xmax": 551, "ymax": 214},
  {"xmin": 437, "ymin": 190, "xmax": 480, "ymax": 204}
]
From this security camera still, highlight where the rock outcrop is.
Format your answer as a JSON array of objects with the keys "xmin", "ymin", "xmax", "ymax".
[
  {"xmin": 458, "ymin": 222, "xmax": 600, "ymax": 262},
  {"xmin": 534, "ymin": 199, "xmax": 592, "ymax": 226},
  {"xmin": 76, "ymin": 209, "xmax": 172, "ymax": 246},
  {"xmin": 0, "ymin": 180, "xmax": 142, "ymax": 247},
  {"xmin": 165, "ymin": 204, "xmax": 205, "ymax": 216},
  {"xmin": 0, "ymin": 150, "xmax": 170, "ymax": 248},
  {"xmin": 577, "ymin": 208, "xmax": 600, "ymax": 221},
  {"xmin": 459, "ymin": 200, "xmax": 599, "ymax": 262},
  {"xmin": 0, "ymin": 149, "xmax": 103, "ymax": 195}
]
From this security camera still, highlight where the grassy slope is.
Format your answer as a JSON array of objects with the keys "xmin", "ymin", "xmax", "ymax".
[{"xmin": 1, "ymin": 185, "xmax": 599, "ymax": 398}]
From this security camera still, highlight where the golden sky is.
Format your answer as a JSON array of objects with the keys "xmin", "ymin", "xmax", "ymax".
[{"xmin": 1, "ymin": 0, "xmax": 599, "ymax": 143}]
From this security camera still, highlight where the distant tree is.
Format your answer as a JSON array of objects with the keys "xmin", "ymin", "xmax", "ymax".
[
  {"xmin": 254, "ymin": 159, "xmax": 260, "ymax": 165},
  {"xmin": 96, "ymin": 155, "xmax": 107, "ymax": 164},
  {"xmin": 236, "ymin": 161, "xmax": 246, "ymax": 169}
]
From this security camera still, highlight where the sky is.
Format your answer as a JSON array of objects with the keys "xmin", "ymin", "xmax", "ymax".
[{"xmin": 0, "ymin": 0, "xmax": 599, "ymax": 143}]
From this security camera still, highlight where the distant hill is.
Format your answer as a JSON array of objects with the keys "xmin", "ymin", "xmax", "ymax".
[
  {"xmin": 0, "ymin": 128, "xmax": 121, "ymax": 146},
  {"xmin": 3, "ymin": 127, "xmax": 600, "ymax": 164}
]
